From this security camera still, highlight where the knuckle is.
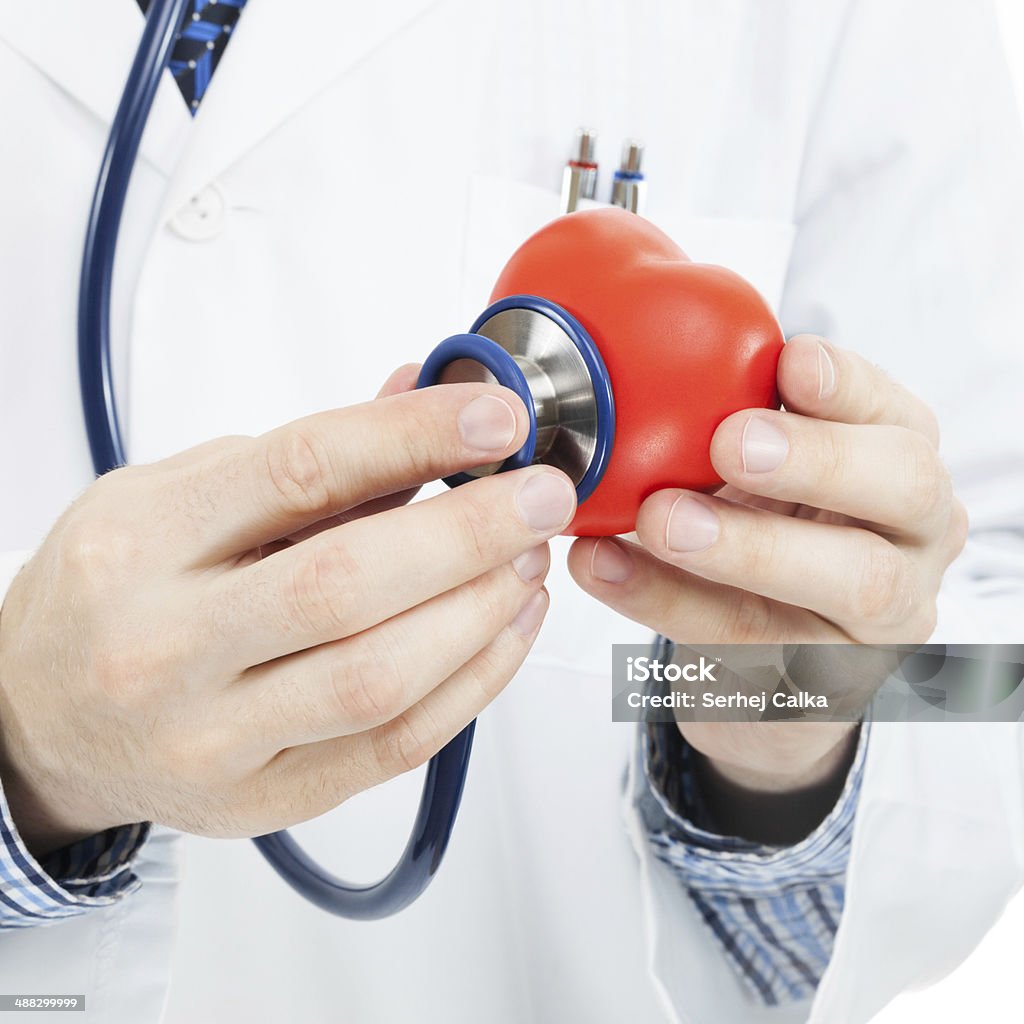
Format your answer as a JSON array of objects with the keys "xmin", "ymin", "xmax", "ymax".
[
  {"xmin": 329, "ymin": 637, "xmax": 406, "ymax": 728},
  {"xmin": 156, "ymin": 434, "xmax": 251, "ymax": 472},
  {"xmin": 918, "ymin": 405, "xmax": 941, "ymax": 447},
  {"xmin": 191, "ymin": 434, "xmax": 252, "ymax": 461},
  {"xmin": 197, "ymin": 442, "xmax": 250, "ymax": 492},
  {"xmin": 323, "ymin": 741, "xmax": 381, "ymax": 805},
  {"xmin": 850, "ymin": 542, "xmax": 914, "ymax": 626},
  {"xmin": 372, "ymin": 710, "xmax": 437, "ymax": 776},
  {"xmin": 396, "ymin": 401, "xmax": 454, "ymax": 477},
  {"xmin": 85, "ymin": 465, "xmax": 136, "ymax": 501},
  {"xmin": 284, "ymin": 541, "xmax": 361, "ymax": 636},
  {"xmin": 859, "ymin": 369, "xmax": 892, "ymax": 425},
  {"xmin": 89, "ymin": 628, "xmax": 183, "ymax": 709},
  {"xmin": 58, "ymin": 517, "xmax": 102, "ymax": 574},
  {"xmin": 166, "ymin": 725, "xmax": 237, "ymax": 793},
  {"xmin": 901, "ymin": 434, "xmax": 951, "ymax": 521},
  {"xmin": 287, "ymin": 756, "xmax": 353, "ymax": 820},
  {"xmin": 89, "ymin": 644, "xmax": 142, "ymax": 706},
  {"xmin": 816, "ymin": 428, "xmax": 849, "ymax": 490},
  {"xmin": 60, "ymin": 516, "xmax": 141, "ymax": 585},
  {"xmin": 736, "ymin": 521, "xmax": 779, "ymax": 580},
  {"xmin": 721, "ymin": 592, "xmax": 776, "ymax": 643},
  {"xmin": 904, "ymin": 603, "xmax": 939, "ymax": 645},
  {"xmin": 464, "ymin": 569, "xmax": 517, "ymax": 627},
  {"xmin": 873, "ymin": 380, "xmax": 896, "ymax": 423},
  {"xmin": 353, "ymin": 396, "xmax": 451, "ymax": 489},
  {"xmin": 455, "ymin": 491, "xmax": 504, "ymax": 563},
  {"xmin": 263, "ymin": 428, "xmax": 335, "ymax": 518},
  {"xmin": 461, "ymin": 642, "xmax": 513, "ymax": 703},
  {"xmin": 943, "ymin": 498, "xmax": 970, "ymax": 563}
]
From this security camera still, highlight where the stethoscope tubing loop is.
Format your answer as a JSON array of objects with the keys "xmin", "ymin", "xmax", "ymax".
[
  {"xmin": 251, "ymin": 721, "xmax": 476, "ymax": 919},
  {"xmin": 78, "ymin": 0, "xmax": 192, "ymax": 475},
  {"xmin": 78, "ymin": 0, "xmax": 474, "ymax": 920}
]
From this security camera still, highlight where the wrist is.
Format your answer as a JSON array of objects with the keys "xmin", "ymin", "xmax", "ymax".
[
  {"xmin": 697, "ymin": 721, "xmax": 860, "ymax": 794},
  {"xmin": 0, "ymin": 684, "xmax": 114, "ymax": 860},
  {"xmin": 0, "ymin": 741, "xmax": 111, "ymax": 857},
  {"xmin": 0, "ymin": 592, "xmax": 118, "ymax": 857},
  {"xmin": 683, "ymin": 722, "xmax": 861, "ymax": 845}
]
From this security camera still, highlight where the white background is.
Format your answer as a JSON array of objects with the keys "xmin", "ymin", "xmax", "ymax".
[{"xmin": 872, "ymin": 4, "xmax": 1024, "ymax": 1021}]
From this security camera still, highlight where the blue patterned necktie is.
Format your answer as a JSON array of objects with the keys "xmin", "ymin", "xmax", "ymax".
[{"xmin": 135, "ymin": 0, "xmax": 247, "ymax": 114}]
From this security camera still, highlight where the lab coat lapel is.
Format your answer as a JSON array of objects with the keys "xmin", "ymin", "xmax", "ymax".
[
  {"xmin": 0, "ymin": 0, "xmax": 189, "ymax": 177},
  {"xmin": 159, "ymin": 0, "xmax": 440, "ymax": 218}
]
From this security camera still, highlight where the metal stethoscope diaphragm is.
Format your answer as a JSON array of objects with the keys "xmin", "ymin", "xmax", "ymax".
[{"xmin": 418, "ymin": 295, "xmax": 616, "ymax": 503}]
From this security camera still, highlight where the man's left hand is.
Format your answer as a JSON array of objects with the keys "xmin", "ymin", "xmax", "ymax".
[{"xmin": 568, "ymin": 335, "xmax": 968, "ymax": 836}]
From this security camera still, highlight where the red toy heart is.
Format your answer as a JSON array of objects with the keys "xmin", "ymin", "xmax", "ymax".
[{"xmin": 489, "ymin": 208, "xmax": 785, "ymax": 536}]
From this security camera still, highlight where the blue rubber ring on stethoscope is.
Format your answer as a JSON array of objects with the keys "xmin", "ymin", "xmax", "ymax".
[
  {"xmin": 470, "ymin": 295, "xmax": 616, "ymax": 505},
  {"xmin": 417, "ymin": 297, "xmax": 615, "ymax": 503},
  {"xmin": 418, "ymin": 333, "xmax": 538, "ymax": 489}
]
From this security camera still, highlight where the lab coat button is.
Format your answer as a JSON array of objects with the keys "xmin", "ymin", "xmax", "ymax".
[{"xmin": 168, "ymin": 184, "xmax": 226, "ymax": 240}]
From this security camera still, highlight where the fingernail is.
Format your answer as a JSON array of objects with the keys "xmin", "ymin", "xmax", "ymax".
[
  {"xmin": 513, "ymin": 544, "xmax": 549, "ymax": 581},
  {"xmin": 817, "ymin": 341, "xmax": 837, "ymax": 399},
  {"xmin": 741, "ymin": 416, "xmax": 789, "ymax": 473},
  {"xmin": 590, "ymin": 538, "xmax": 634, "ymax": 583},
  {"xmin": 516, "ymin": 473, "xmax": 576, "ymax": 532},
  {"xmin": 666, "ymin": 496, "xmax": 720, "ymax": 553},
  {"xmin": 458, "ymin": 395, "xmax": 517, "ymax": 453},
  {"xmin": 509, "ymin": 590, "xmax": 548, "ymax": 636}
]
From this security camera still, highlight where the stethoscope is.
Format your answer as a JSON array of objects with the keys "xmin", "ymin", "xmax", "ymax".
[
  {"xmin": 78, "ymin": 0, "xmax": 479, "ymax": 921},
  {"xmin": 79, "ymin": 0, "xmax": 621, "ymax": 920}
]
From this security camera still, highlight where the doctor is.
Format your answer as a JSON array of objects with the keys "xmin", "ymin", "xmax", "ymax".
[{"xmin": 1, "ymin": 1, "xmax": 1023, "ymax": 1022}]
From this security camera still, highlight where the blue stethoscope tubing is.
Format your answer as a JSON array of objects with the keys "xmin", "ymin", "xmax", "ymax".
[{"xmin": 78, "ymin": 0, "xmax": 474, "ymax": 920}]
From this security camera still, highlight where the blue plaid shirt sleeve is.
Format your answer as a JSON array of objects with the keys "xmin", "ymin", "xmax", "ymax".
[
  {"xmin": 0, "ymin": 779, "xmax": 149, "ymax": 929},
  {"xmin": 638, "ymin": 720, "xmax": 869, "ymax": 1006}
]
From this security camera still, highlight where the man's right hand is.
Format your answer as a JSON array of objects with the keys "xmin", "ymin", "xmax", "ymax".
[{"xmin": 0, "ymin": 369, "xmax": 575, "ymax": 855}]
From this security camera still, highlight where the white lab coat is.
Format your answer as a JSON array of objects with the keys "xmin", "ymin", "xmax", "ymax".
[{"xmin": 1, "ymin": 1, "xmax": 1023, "ymax": 1022}]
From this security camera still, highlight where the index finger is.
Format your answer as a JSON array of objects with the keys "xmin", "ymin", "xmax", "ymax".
[
  {"xmin": 778, "ymin": 335, "xmax": 940, "ymax": 445},
  {"xmin": 180, "ymin": 383, "xmax": 531, "ymax": 564},
  {"xmin": 203, "ymin": 464, "xmax": 575, "ymax": 668}
]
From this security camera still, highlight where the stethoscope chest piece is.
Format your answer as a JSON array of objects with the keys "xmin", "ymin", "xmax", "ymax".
[{"xmin": 418, "ymin": 295, "xmax": 615, "ymax": 503}]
